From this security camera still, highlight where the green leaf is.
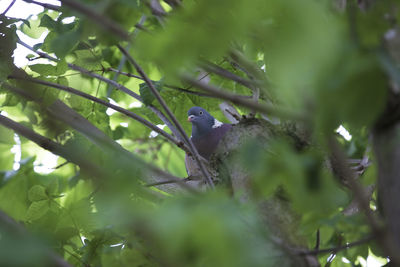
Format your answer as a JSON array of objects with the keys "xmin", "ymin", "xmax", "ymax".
[
  {"xmin": 29, "ymin": 61, "xmax": 68, "ymax": 76},
  {"xmin": 139, "ymin": 81, "xmax": 163, "ymax": 106},
  {"xmin": 28, "ymin": 185, "xmax": 48, "ymax": 202},
  {"xmin": 20, "ymin": 15, "xmax": 46, "ymax": 39},
  {"xmin": 26, "ymin": 200, "xmax": 50, "ymax": 221},
  {"xmin": 51, "ymin": 30, "xmax": 80, "ymax": 58},
  {"xmin": 72, "ymin": 50, "xmax": 102, "ymax": 70},
  {"xmin": 39, "ymin": 14, "xmax": 58, "ymax": 30},
  {"xmin": 317, "ymin": 51, "xmax": 387, "ymax": 132}
]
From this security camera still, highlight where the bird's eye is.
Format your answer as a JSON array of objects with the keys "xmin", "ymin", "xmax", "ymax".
[{"xmin": 199, "ymin": 111, "xmax": 203, "ymax": 115}]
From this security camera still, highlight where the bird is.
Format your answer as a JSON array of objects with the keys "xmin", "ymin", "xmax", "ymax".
[{"xmin": 185, "ymin": 106, "xmax": 232, "ymax": 177}]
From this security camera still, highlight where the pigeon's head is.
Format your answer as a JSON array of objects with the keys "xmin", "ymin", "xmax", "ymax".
[{"xmin": 187, "ymin": 107, "xmax": 216, "ymax": 137}]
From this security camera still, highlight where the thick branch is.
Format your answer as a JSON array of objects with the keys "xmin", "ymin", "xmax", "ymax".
[
  {"xmin": 0, "ymin": 114, "xmax": 100, "ymax": 177},
  {"xmin": 118, "ymin": 45, "xmax": 215, "ymax": 188},
  {"xmin": 181, "ymin": 74, "xmax": 305, "ymax": 121}
]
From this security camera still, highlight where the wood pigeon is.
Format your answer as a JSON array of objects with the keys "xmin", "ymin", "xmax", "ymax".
[{"xmin": 185, "ymin": 106, "xmax": 232, "ymax": 177}]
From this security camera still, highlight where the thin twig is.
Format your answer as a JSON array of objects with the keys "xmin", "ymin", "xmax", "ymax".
[
  {"xmin": 20, "ymin": 38, "xmax": 140, "ymax": 100},
  {"xmin": 58, "ymin": 0, "xmax": 130, "ymax": 40},
  {"xmin": 199, "ymin": 60, "xmax": 257, "ymax": 89},
  {"xmin": 69, "ymin": 64, "xmax": 142, "ymax": 101},
  {"xmin": 20, "ymin": 0, "xmax": 61, "ymax": 11},
  {"xmin": 1, "ymin": 0, "xmax": 16, "ymax": 16},
  {"xmin": 18, "ymin": 40, "xmax": 141, "ymax": 100},
  {"xmin": 107, "ymin": 15, "xmax": 146, "ymax": 97},
  {"xmin": 314, "ymin": 229, "xmax": 320, "ymax": 250},
  {"xmin": 297, "ymin": 235, "xmax": 374, "ymax": 256},
  {"xmin": 145, "ymin": 177, "xmax": 191, "ymax": 187},
  {"xmin": 106, "ymin": 67, "xmax": 218, "ymax": 98},
  {"xmin": 181, "ymin": 74, "xmax": 306, "ymax": 121},
  {"xmin": 52, "ymin": 161, "xmax": 70, "ymax": 169},
  {"xmin": 148, "ymin": 105, "xmax": 183, "ymax": 141},
  {"xmin": 118, "ymin": 45, "xmax": 215, "ymax": 188}
]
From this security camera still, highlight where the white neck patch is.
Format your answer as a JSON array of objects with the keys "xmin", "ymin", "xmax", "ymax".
[{"xmin": 212, "ymin": 119, "xmax": 223, "ymax": 128}]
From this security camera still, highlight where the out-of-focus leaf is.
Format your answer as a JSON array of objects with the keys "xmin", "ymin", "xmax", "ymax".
[
  {"xmin": 51, "ymin": 29, "xmax": 81, "ymax": 58},
  {"xmin": 317, "ymin": 50, "xmax": 387, "ymax": 133},
  {"xmin": 26, "ymin": 200, "xmax": 50, "ymax": 221},
  {"xmin": 135, "ymin": 0, "xmax": 264, "ymax": 75},
  {"xmin": 20, "ymin": 14, "xmax": 47, "ymax": 39},
  {"xmin": 28, "ymin": 185, "xmax": 48, "ymax": 202},
  {"xmin": 139, "ymin": 81, "xmax": 163, "ymax": 106},
  {"xmin": 72, "ymin": 49, "xmax": 102, "ymax": 70}
]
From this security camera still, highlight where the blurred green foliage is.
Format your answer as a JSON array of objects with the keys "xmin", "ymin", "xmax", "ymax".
[{"xmin": 0, "ymin": 0, "xmax": 397, "ymax": 266}]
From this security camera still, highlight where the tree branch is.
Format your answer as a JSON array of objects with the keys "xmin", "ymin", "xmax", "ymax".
[
  {"xmin": 9, "ymin": 74, "xmax": 184, "ymax": 151},
  {"xmin": 107, "ymin": 15, "xmax": 147, "ymax": 97},
  {"xmin": 2, "ymin": 82, "xmax": 190, "ymax": 195},
  {"xmin": 19, "ymin": 39, "xmax": 140, "ymax": 101},
  {"xmin": 0, "ymin": 113, "xmax": 101, "ymax": 177},
  {"xmin": 145, "ymin": 176, "xmax": 191, "ymax": 187},
  {"xmin": 199, "ymin": 60, "xmax": 257, "ymax": 89},
  {"xmin": 1, "ymin": 0, "xmax": 16, "ymax": 16},
  {"xmin": 181, "ymin": 74, "xmax": 305, "ymax": 121},
  {"xmin": 70, "ymin": 64, "xmax": 142, "ymax": 101},
  {"xmin": 17, "ymin": 40, "xmax": 187, "ymax": 153},
  {"xmin": 106, "ymin": 67, "xmax": 222, "ymax": 98},
  {"xmin": 118, "ymin": 45, "xmax": 215, "ymax": 188},
  {"xmin": 297, "ymin": 235, "xmax": 374, "ymax": 256},
  {"xmin": 20, "ymin": 0, "xmax": 60, "ymax": 11}
]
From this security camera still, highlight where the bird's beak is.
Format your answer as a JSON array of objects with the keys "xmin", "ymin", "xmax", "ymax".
[{"xmin": 188, "ymin": 115, "xmax": 195, "ymax": 122}]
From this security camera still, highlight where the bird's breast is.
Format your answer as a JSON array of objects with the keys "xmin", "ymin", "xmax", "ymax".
[{"xmin": 191, "ymin": 124, "xmax": 232, "ymax": 159}]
